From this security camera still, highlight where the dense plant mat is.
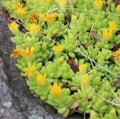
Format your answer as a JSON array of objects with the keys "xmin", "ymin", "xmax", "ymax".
[{"xmin": 2, "ymin": 0, "xmax": 120, "ymax": 118}]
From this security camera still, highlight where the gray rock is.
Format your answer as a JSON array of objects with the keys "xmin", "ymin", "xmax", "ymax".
[
  {"xmin": 2, "ymin": 102, "xmax": 12, "ymax": 108},
  {"xmin": 28, "ymin": 115, "xmax": 44, "ymax": 119},
  {"xmin": 0, "ymin": 69, "xmax": 24, "ymax": 119}
]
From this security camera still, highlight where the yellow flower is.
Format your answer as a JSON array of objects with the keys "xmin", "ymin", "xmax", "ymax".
[
  {"xmin": 8, "ymin": 22, "xmax": 19, "ymax": 34},
  {"xmin": 16, "ymin": 7, "xmax": 26, "ymax": 16},
  {"xmin": 11, "ymin": 48, "xmax": 24, "ymax": 58},
  {"xmin": 39, "ymin": 13, "xmax": 56, "ymax": 22},
  {"xmin": 102, "ymin": 28, "xmax": 112, "ymax": 40},
  {"xmin": 23, "ymin": 65, "xmax": 36, "ymax": 76},
  {"xmin": 46, "ymin": 0, "xmax": 51, "ymax": 3},
  {"xmin": 82, "ymin": 75, "xmax": 89, "ymax": 83},
  {"xmin": 79, "ymin": 63, "xmax": 87, "ymax": 73},
  {"xmin": 36, "ymin": 74, "xmax": 46, "ymax": 85},
  {"xmin": 71, "ymin": 14, "xmax": 77, "ymax": 23},
  {"xmin": 109, "ymin": 108, "xmax": 116, "ymax": 117},
  {"xmin": 29, "ymin": 13, "xmax": 39, "ymax": 22},
  {"xmin": 12, "ymin": 2, "xmax": 22, "ymax": 9},
  {"xmin": 39, "ymin": 0, "xmax": 51, "ymax": 3},
  {"xmin": 58, "ymin": 0, "xmax": 67, "ymax": 6},
  {"xmin": 45, "ymin": 13, "xmax": 56, "ymax": 22},
  {"xmin": 23, "ymin": 47, "xmax": 34, "ymax": 58},
  {"xmin": 28, "ymin": 23, "xmax": 40, "ymax": 36},
  {"xmin": 53, "ymin": 44, "xmax": 63, "ymax": 54},
  {"xmin": 81, "ymin": 75, "xmax": 90, "ymax": 90},
  {"xmin": 50, "ymin": 82, "xmax": 61, "ymax": 97},
  {"xmin": 108, "ymin": 21, "xmax": 117, "ymax": 33},
  {"xmin": 112, "ymin": 49, "xmax": 120, "ymax": 60},
  {"xmin": 59, "ymin": 0, "xmax": 67, "ymax": 3},
  {"xmin": 94, "ymin": 0, "xmax": 103, "ymax": 10},
  {"xmin": 39, "ymin": 13, "xmax": 46, "ymax": 21},
  {"xmin": 116, "ymin": 5, "xmax": 120, "ymax": 12}
]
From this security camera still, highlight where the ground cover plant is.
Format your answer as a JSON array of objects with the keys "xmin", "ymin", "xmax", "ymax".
[{"xmin": 1, "ymin": 0, "xmax": 120, "ymax": 118}]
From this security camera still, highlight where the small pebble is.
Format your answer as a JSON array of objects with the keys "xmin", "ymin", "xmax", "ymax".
[
  {"xmin": 28, "ymin": 114, "xmax": 44, "ymax": 119},
  {"xmin": 3, "ymin": 101, "xmax": 12, "ymax": 108},
  {"xmin": 0, "ymin": 108, "xmax": 4, "ymax": 113}
]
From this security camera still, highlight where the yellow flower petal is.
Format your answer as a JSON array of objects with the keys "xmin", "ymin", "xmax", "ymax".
[
  {"xmin": 82, "ymin": 75, "xmax": 89, "ymax": 83},
  {"xmin": 36, "ymin": 74, "xmax": 46, "ymax": 85},
  {"xmin": 94, "ymin": 0, "xmax": 103, "ymax": 10},
  {"xmin": 8, "ymin": 22, "xmax": 19, "ymax": 34},
  {"xmin": 39, "ymin": 13, "xmax": 46, "ymax": 21},
  {"xmin": 53, "ymin": 44, "xmax": 63, "ymax": 54},
  {"xmin": 81, "ymin": 75, "xmax": 90, "ymax": 89},
  {"xmin": 102, "ymin": 28, "xmax": 112, "ymax": 41},
  {"xmin": 45, "ymin": 13, "xmax": 56, "ymax": 22},
  {"xmin": 71, "ymin": 14, "xmax": 77, "ymax": 23},
  {"xmin": 112, "ymin": 49, "xmax": 120, "ymax": 60},
  {"xmin": 28, "ymin": 23, "xmax": 40, "ymax": 36},
  {"xmin": 12, "ymin": 2, "xmax": 22, "ymax": 9},
  {"xmin": 29, "ymin": 13, "xmax": 39, "ymax": 22},
  {"xmin": 23, "ymin": 65, "xmax": 36, "ymax": 76},
  {"xmin": 16, "ymin": 7, "xmax": 27, "ymax": 16},
  {"xmin": 79, "ymin": 63, "xmax": 87, "ymax": 73},
  {"xmin": 108, "ymin": 21, "xmax": 117, "ymax": 33},
  {"xmin": 50, "ymin": 82, "xmax": 61, "ymax": 97},
  {"xmin": 58, "ymin": 0, "xmax": 67, "ymax": 6},
  {"xmin": 11, "ymin": 48, "xmax": 24, "ymax": 58},
  {"xmin": 23, "ymin": 47, "xmax": 34, "ymax": 58}
]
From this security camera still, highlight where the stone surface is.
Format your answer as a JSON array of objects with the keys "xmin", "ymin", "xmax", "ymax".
[
  {"xmin": 0, "ymin": 57, "xmax": 24, "ymax": 119},
  {"xmin": 0, "ymin": 7, "xmax": 84, "ymax": 119}
]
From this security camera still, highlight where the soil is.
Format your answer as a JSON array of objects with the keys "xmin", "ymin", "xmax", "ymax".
[{"xmin": 0, "ymin": 7, "xmax": 84, "ymax": 119}]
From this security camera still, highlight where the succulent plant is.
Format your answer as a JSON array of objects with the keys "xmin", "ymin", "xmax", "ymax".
[{"xmin": 2, "ymin": 0, "xmax": 120, "ymax": 118}]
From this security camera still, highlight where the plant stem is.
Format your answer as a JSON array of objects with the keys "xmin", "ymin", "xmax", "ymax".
[{"xmin": 68, "ymin": 0, "xmax": 75, "ymax": 14}]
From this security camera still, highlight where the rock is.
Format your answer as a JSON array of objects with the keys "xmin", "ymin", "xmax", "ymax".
[
  {"xmin": 28, "ymin": 115, "xmax": 44, "ymax": 119},
  {"xmin": 2, "ymin": 102, "xmax": 12, "ymax": 108},
  {"xmin": 0, "ymin": 61, "xmax": 24, "ymax": 119}
]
